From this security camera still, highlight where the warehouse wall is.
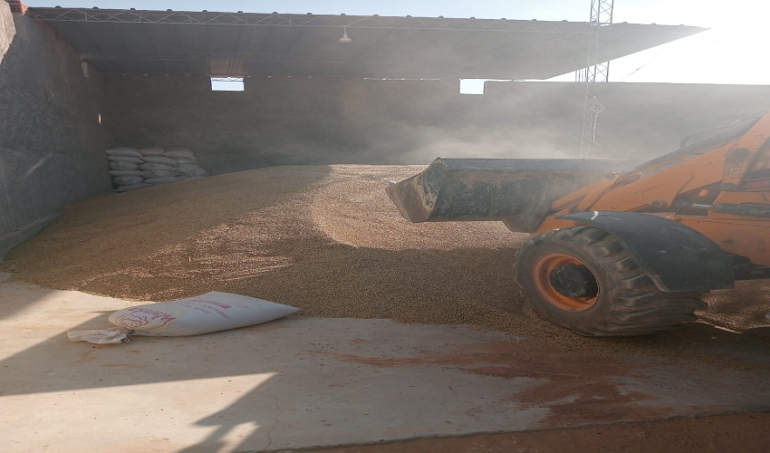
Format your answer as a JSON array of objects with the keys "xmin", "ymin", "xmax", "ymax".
[
  {"xmin": 0, "ymin": 3, "xmax": 113, "ymax": 259},
  {"xmin": 105, "ymin": 76, "xmax": 468, "ymax": 173},
  {"xmin": 106, "ymin": 75, "xmax": 770, "ymax": 174}
]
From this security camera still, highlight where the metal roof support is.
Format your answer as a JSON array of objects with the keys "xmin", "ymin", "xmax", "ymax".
[
  {"xmin": 579, "ymin": 0, "xmax": 614, "ymax": 157},
  {"xmin": 26, "ymin": 8, "xmax": 593, "ymax": 33},
  {"xmin": 26, "ymin": 6, "xmax": 701, "ymax": 79}
]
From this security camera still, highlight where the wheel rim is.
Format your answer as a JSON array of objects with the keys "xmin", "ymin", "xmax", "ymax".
[{"xmin": 532, "ymin": 253, "xmax": 599, "ymax": 312}]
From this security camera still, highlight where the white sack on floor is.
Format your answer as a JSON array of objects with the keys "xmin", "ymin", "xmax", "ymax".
[
  {"xmin": 143, "ymin": 155, "xmax": 178, "ymax": 166},
  {"xmin": 177, "ymin": 163, "xmax": 209, "ymax": 176},
  {"xmin": 112, "ymin": 175, "xmax": 145, "ymax": 185},
  {"xmin": 67, "ymin": 292, "xmax": 299, "ymax": 344},
  {"xmin": 107, "ymin": 156, "xmax": 144, "ymax": 164},
  {"xmin": 143, "ymin": 169, "xmax": 177, "ymax": 177},
  {"xmin": 106, "ymin": 147, "xmax": 142, "ymax": 158},
  {"xmin": 106, "ymin": 146, "xmax": 209, "ymax": 192},
  {"xmin": 109, "ymin": 169, "xmax": 145, "ymax": 176},
  {"xmin": 139, "ymin": 147, "xmax": 165, "ymax": 156},
  {"xmin": 140, "ymin": 162, "xmax": 176, "ymax": 171}
]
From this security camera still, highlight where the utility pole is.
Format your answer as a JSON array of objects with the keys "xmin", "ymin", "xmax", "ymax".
[{"xmin": 579, "ymin": 0, "xmax": 615, "ymax": 157}]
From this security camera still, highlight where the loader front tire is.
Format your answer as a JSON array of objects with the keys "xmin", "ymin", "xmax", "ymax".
[{"xmin": 515, "ymin": 226, "xmax": 707, "ymax": 336}]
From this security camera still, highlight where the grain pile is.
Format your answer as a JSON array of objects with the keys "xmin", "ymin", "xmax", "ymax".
[
  {"xmin": 2, "ymin": 165, "xmax": 769, "ymax": 352},
  {"xmin": 3, "ymin": 165, "xmax": 530, "ymax": 330}
]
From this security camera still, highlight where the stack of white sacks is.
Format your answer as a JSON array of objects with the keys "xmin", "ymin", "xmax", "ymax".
[{"xmin": 106, "ymin": 147, "xmax": 210, "ymax": 192}]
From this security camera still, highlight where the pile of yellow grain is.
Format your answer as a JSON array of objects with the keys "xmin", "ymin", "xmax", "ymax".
[{"xmin": 3, "ymin": 165, "xmax": 768, "ymax": 353}]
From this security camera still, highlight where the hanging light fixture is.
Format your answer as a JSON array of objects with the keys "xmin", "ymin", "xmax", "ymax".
[{"xmin": 339, "ymin": 26, "xmax": 352, "ymax": 44}]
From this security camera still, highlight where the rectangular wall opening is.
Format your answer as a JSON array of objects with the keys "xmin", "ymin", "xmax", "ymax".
[
  {"xmin": 210, "ymin": 77, "xmax": 244, "ymax": 91},
  {"xmin": 459, "ymin": 79, "xmax": 512, "ymax": 95}
]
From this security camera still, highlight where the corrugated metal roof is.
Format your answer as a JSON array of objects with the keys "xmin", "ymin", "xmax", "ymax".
[{"xmin": 28, "ymin": 8, "xmax": 705, "ymax": 79}]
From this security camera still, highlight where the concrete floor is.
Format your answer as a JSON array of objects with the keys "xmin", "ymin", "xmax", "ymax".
[{"xmin": 1, "ymin": 275, "xmax": 769, "ymax": 453}]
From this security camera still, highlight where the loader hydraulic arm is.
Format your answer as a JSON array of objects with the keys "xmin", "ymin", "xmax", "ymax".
[{"xmin": 533, "ymin": 113, "xmax": 770, "ymax": 256}]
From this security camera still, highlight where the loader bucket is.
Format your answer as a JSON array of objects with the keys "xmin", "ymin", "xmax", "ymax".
[{"xmin": 386, "ymin": 158, "xmax": 621, "ymax": 232}]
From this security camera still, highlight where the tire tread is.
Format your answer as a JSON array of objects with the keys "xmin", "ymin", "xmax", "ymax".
[{"xmin": 515, "ymin": 227, "xmax": 706, "ymax": 336}]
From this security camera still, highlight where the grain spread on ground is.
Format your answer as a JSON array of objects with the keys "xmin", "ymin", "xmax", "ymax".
[{"xmin": 2, "ymin": 165, "xmax": 769, "ymax": 354}]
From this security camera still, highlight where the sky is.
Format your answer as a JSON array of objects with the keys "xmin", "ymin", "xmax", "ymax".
[{"xmin": 27, "ymin": 0, "xmax": 770, "ymax": 87}]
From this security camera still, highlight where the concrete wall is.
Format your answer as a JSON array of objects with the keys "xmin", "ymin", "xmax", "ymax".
[
  {"xmin": 105, "ymin": 75, "xmax": 770, "ymax": 174},
  {"xmin": 105, "ymin": 76, "xmax": 468, "ymax": 173},
  {"xmin": 0, "ymin": 3, "xmax": 113, "ymax": 259}
]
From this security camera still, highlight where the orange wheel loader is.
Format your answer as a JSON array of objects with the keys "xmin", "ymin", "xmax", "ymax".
[{"xmin": 387, "ymin": 113, "xmax": 770, "ymax": 336}]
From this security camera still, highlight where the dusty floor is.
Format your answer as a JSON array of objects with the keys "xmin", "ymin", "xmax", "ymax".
[
  {"xmin": 1, "ymin": 278, "xmax": 768, "ymax": 453},
  {"xmin": 311, "ymin": 412, "xmax": 770, "ymax": 453},
  {"xmin": 1, "ymin": 165, "xmax": 769, "ymax": 452}
]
